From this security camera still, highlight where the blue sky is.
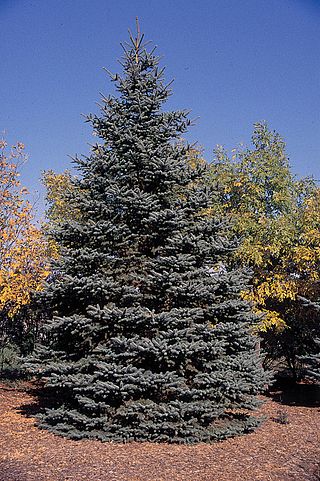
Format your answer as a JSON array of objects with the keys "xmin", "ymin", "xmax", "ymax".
[{"xmin": 1, "ymin": 0, "xmax": 319, "ymax": 213}]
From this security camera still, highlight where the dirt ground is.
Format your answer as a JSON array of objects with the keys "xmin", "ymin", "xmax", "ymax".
[{"xmin": 0, "ymin": 382, "xmax": 319, "ymax": 481}]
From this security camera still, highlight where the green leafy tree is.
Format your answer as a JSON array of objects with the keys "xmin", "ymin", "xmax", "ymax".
[
  {"xmin": 208, "ymin": 122, "xmax": 319, "ymax": 378},
  {"xmin": 42, "ymin": 170, "xmax": 79, "ymax": 226},
  {"xmin": 41, "ymin": 169, "xmax": 81, "ymax": 259},
  {"xmin": 27, "ymin": 30, "xmax": 267, "ymax": 443}
]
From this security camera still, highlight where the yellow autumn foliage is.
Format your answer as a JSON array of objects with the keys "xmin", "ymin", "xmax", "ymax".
[{"xmin": 0, "ymin": 140, "xmax": 50, "ymax": 317}]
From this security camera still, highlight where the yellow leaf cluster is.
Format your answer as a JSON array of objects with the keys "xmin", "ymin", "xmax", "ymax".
[
  {"xmin": 242, "ymin": 274, "xmax": 297, "ymax": 306},
  {"xmin": 250, "ymin": 308, "xmax": 287, "ymax": 333}
]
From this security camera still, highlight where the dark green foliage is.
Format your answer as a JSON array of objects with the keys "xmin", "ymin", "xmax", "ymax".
[
  {"xmin": 0, "ymin": 304, "xmax": 39, "ymax": 377},
  {"xmin": 262, "ymin": 300, "xmax": 320, "ymax": 381},
  {"xmin": 26, "ymin": 31, "xmax": 268, "ymax": 443},
  {"xmin": 299, "ymin": 298, "xmax": 320, "ymax": 383},
  {"xmin": 0, "ymin": 342, "xmax": 20, "ymax": 373}
]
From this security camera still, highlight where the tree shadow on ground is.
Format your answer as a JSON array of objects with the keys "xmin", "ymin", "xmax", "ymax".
[
  {"xmin": 267, "ymin": 378, "xmax": 320, "ymax": 407},
  {"xmin": 18, "ymin": 382, "xmax": 61, "ymax": 418}
]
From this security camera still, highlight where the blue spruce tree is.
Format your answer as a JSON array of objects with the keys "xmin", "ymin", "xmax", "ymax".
[
  {"xmin": 300, "ymin": 298, "xmax": 320, "ymax": 382},
  {"xmin": 303, "ymin": 339, "xmax": 320, "ymax": 382},
  {"xmin": 28, "ymin": 30, "xmax": 268, "ymax": 443}
]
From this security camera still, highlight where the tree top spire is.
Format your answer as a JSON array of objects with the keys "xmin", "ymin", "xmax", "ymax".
[{"xmin": 128, "ymin": 17, "xmax": 143, "ymax": 63}]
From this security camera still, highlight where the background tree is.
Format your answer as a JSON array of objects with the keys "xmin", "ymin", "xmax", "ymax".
[
  {"xmin": 27, "ymin": 30, "xmax": 267, "ymax": 443},
  {"xmin": 41, "ymin": 169, "xmax": 80, "ymax": 260},
  {"xmin": 42, "ymin": 170, "xmax": 80, "ymax": 226},
  {"xmin": 0, "ymin": 140, "xmax": 49, "ymax": 370},
  {"xmin": 208, "ymin": 122, "xmax": 319, "ymax": 378}
]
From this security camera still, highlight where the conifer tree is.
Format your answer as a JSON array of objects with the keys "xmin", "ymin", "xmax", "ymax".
[
  {"xmin": 303, "ymin": 340, "xmax": 320, "ymax": 382},
  {"xmin": 300, "ymin": 298, "xmax": 320, "ymax": 382},
  {"xmin": 27, "ymin": 28, "xmax": 267, "ymax": 443}
]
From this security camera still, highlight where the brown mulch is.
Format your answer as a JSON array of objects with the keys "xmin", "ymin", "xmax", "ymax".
[{"xmin": 0, "ymin": 383, "xmax": 319, "ymax": 481}]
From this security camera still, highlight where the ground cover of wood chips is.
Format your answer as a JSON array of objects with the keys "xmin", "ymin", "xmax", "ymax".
[{"xmin": 0, "ymin": 381, "xmax": 319, "ymax": 481}]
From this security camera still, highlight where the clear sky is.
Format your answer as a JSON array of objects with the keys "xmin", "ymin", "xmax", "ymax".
[{"xmin": 1, "ymin": 0, "xmax": 319, "ymax": 212}]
